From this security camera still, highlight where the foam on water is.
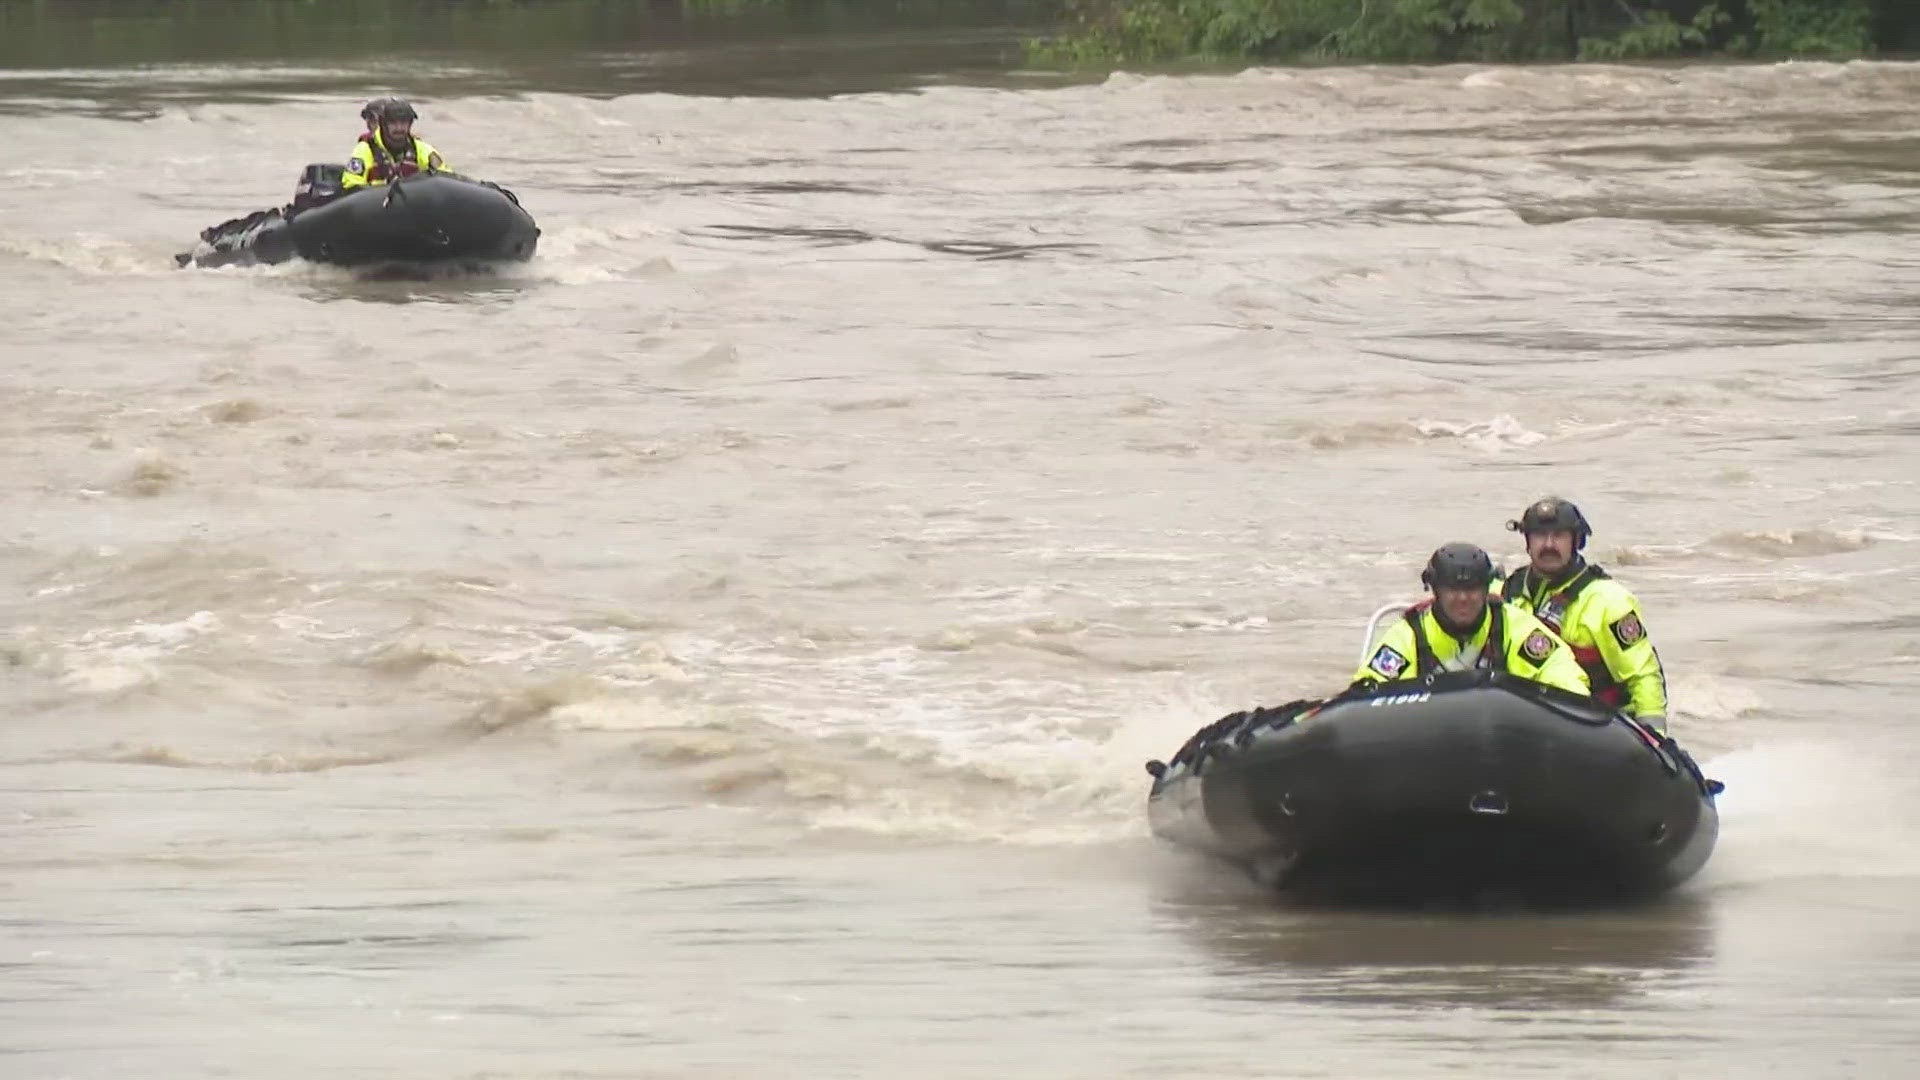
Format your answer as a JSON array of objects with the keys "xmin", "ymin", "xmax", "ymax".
[{"xmin": 1697, "ymin": 737, "xmax": 1920, "ymax": 891}]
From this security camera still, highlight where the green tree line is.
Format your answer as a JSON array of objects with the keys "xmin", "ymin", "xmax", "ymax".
[
  {"xmin": 0, "ymin": 0, "xmax": 1050, "ymax": 68},
  {"xmin": 1032, "ymin": 0, "xmax": 1918, "ymax": 63},
  {"xmin": 2, "ymin": 0, "xmax": 1909, "ymax": 66}
]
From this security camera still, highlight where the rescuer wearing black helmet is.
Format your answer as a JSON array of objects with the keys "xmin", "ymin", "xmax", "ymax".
[
  {"xmin": 342, "ymin": 96, "xmax": 449, "ymax": 190},
  {"xmin": 1353, "ymin": 542, "xmax": 1589, "ymax": 696},
  {"xmin": 1501, "ymin": 497, "xmax": 1668, "ymax": 732}
]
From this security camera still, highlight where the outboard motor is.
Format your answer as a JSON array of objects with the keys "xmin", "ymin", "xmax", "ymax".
[{"xmin": 291, "ymin": 162, "xmax": 347, "ymax": 213}]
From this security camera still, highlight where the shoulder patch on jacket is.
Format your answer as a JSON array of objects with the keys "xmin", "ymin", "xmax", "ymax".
[
  {"xmin": 346, "ymin": 156, "xmax": 365, "ymax": 175},
  {"xmin": 1519, "ymin": 629, "xmax": 1555, "ymax": 664},
  {"xmin": 1368, "ymin": 645, "xmax": 1409, "ymax": 679},
  {"xmin": 1611, "ymin": 611, "xmax": 1646, "ymax": 647}
]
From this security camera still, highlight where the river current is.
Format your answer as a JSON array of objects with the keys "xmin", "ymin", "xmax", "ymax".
[{"xmin": 3, "ymin": 37, "xmax": 1919, "ymax": 1079}]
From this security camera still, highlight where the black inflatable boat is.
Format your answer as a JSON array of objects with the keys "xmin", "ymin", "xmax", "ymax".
[
  {"xmin": 181, "ymin": 163, "xmax": 538, "ymax": 270},
  {"xmin": 1146, "ymin": 671, "xmax": 1722, "ymax": 904}
]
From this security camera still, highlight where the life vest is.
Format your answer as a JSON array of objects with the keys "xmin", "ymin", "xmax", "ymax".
[
  {"xmin": 356, "ymin": 132, "xmax": 431, "ymax": 184},
  {"xmin": 1503, "ymin": 564, "xmax": 1623, "ymax": 707},
  {"xmin": 1404, "ymin": 603, "xmax": 1509, "ymax": 678}
]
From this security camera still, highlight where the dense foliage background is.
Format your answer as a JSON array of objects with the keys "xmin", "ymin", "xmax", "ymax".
[
  {"xmin": 1034, "ymin": 0, "xmax": 1915, "ymax": 63},
  {"xmin": 2, "ymin": 1, "xmax": 1910, "ymax": 66}
]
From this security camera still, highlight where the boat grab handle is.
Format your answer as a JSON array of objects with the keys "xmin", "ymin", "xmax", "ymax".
[{"xmin": 1358, "ymin": 601, "xmax": 1419, "ymax": 663}]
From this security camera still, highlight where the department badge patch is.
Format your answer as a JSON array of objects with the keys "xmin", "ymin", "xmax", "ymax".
[
  {"xmin": 1368, "ymin": 645, "xmax": 1410, "ymax": 679},
  {"xmin": 1612, "ymin": 611, "xmax": 1646, "ymax": 647},
  {"xmin": 346, "ymin": 157, "xmax": 365, "ymax": 175},
  {"xmin": 1519, "ymin": 630, "xmax": 1555, "ymax": 664}
]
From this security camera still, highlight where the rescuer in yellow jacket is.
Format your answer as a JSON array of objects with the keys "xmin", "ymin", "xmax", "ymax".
[
  {"xmin": 1354, "ymin": 542, "xmax": 1590, "ymax": 697},
  {"xmin": 1501, "ymin": 497, "xmax": 1670, "ymax": 731},
  {"xmin": 341, "ymin": 97, "xmax": 448, "ymax": 190}
]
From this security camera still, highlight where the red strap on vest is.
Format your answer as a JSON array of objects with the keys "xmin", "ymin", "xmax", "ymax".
[{"xmin": 357, "ymin": 134, "xmax": 420, "ymax": 183}]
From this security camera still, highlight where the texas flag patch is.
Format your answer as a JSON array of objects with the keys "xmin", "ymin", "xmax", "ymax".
[
  {"xmin": 1368, "ymin": 645, "xmax": 1409, "ymax": 679},
  {"xmin": 1611, "ymin": 611, "xmax": 1646, "ymax": 647}
]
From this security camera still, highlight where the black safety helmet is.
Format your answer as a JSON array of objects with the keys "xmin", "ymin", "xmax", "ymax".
[
  {"xmin": 361, "ymin": 97, "xmax": 419, "ymax": 125},
  {"xmin": 1507, "ymin": 496, "xmax": 1592, "ymax": 549},
  {"xmin": 1421, "ymin": 542, "xmax": 1496, "ymax": 591}
]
